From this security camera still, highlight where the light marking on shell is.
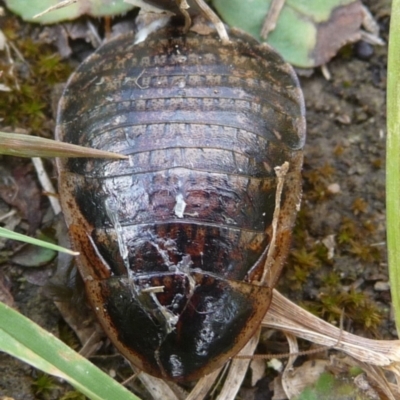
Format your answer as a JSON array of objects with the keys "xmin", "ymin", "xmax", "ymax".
[
  {"xmin": 105, "ymin": 197, "xmax": 131, "ymax": 274},
  {"xmin": 174, "ymin": 193, "xmax": 187, "ymax": 218}
]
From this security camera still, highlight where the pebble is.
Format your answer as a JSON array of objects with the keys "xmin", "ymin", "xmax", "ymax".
[
  {"xmin": 354, "ymin": 40, "xmax": 374, "ymax": 60},
  {"xmin": 327, "ymin": 183, "xmax": 341, "ymax": 194},
  {"xmin": 374, "ymin": 281, "xmax": 390, "ymax": 291}
]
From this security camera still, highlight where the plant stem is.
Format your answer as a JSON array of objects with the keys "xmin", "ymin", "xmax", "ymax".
[{"xmin": 387, "ymin": 0, "xmax": 400, "ymax": 336}]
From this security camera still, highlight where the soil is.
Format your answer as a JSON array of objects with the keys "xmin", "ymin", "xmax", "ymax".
[{"xmin": 0, "ymin": 0, "xmax": 395, "ymax": 399}]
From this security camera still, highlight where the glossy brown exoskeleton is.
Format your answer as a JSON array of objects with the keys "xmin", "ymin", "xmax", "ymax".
[{"xmin": 56, "ymin": 25, "xmax": 306, "ymax": 382}]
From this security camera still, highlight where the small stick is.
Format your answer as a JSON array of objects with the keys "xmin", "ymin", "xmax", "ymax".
[
  {"xmin": 177, "ymin": 0, "xmax": 192, "ymax": 33},
  {"xmin": 194, "ymin": 0, "xmax": 230, "ymax": 44},
  {"xmin": 260, "ymin": 0, "xmax": 286, "ymax": 39},
  {"xmin": 31, "ymin": 157, "xmax": 61, "ymax": 215},
  {"xmin": 260, "ymin": 161, "xmax": 289, "ymax": 284}
]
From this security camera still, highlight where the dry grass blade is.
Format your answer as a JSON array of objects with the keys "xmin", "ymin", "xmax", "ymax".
[
  {"xmin": 133, "ymin": 333, "xmax": 261, "ymax": 400},
  {"xmin": 187, "ymin": 330, "xmax": 261, "ymax": 399},
  {"xmin": 281, "ymin": 333, "xmax": 300, "ymax": 399},
  {"xmin": 264, "ymin": 289, "xmax": 400, "ymax": 368},
  {"xmin": 264, "ymin": 290, "xmax": 400, "ymax": 397},
  {"xmin": 187, "ymin": 367, "xmax": 223, "ymax": 400},
  {"xmin": 0, "ymin": 131, "xmax": 128, "ymax": 159},
  {"xmin": 216, "ymin": 329, "xmax": 260, "ymax": 400},
  {"xmin": 137, "ymin": 371, "xmax": 181, "ymax": 400}
]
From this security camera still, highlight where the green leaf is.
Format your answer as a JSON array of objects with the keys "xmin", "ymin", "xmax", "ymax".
[
  {"xmin": 296, "ymin": 371, "xmax": 373, "ymax": 400},
  {"xmin": 0, "ymin": 302, "xmax": 140, "ymax": 400},
  {"xmin": 212, "ymin": 0, "xmax": 363, "ymax": 67},
  {"xmin": 4, "ymin": 0, "xmax": 135, "ymax": 24},
  {"xmin": 285, "ymin": 0, "xmax": 359, "ymax": 21}
]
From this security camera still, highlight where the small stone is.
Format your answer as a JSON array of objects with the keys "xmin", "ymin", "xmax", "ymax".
[
  {"xmin": 267, "ymin": 358, "xmax": 283, "ymax": 372},
  {"xmin": 327, "ymin": 183, "xmax": 341, "ymax": 194},
  {"xmin": 374, "ymin": 281, "xmax": 390, "ymax": 291},
  {"xmin": 354, "ymin": 41, "xmax": 374, "ymax": 60},
  {"xmin": 322, "ymin": 234, "xmax": 336, "ymax": 259},
  {"xmin": 335, "ymin": 114, "xmax": 351, "ymax": 124}
]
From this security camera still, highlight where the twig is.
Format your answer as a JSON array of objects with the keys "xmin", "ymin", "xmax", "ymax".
[
  {"xmin": 260, "ymin": 0, "xmax": 286, "ymax": 39},
  {"xmin": 31, "ymin": 157, "xmax": 61, "ymax": 215}
]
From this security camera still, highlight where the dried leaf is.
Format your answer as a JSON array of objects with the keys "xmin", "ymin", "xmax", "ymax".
[
  {"xmin": 0, "ymin": 160, "xmax": 42, "ymax": 231},
  {"xmin": 282, "ymin": 359, "xmax": 329, "ymax": 398},
  {"xmin": 212, "ymin": 0, "xmax": 376, "ymax": 67},
  {"xmin": 264, "ymin": 290, "xmax": 400, "ymax": 398},
  {"xmin": 11, "ymin": 242, "xmax": 56, "ymax": 267},
  {"xmin": 250, "ymin": 358, "xmax": 266, "ymax": 387},
  {"xmin": 0, "ymin": 271, "xmax": 14, "ymax": 307}
]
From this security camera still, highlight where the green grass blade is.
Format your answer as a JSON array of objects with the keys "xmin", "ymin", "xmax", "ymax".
[
  {"xmin": 0, "ymin": 302, "xmax": 141, "ymax": 400},
  {"xmin": 386, "ymin": 0, "xmax": 400, "ymax": 336},
  {"xmin": 0, "ymin": 226, "xmax": 79, "ymax": 256}
]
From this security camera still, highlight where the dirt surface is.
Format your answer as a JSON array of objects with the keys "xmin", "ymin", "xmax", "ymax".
[
  {"xmin": 283, "ymin": 0, "xmax": 392, "ymax": 339},
  {"xmin": 283, "ymin": 0, "xmax": 391, "ymax": 332},
  {"xmin": 0, "ymin": 0, "xmax": 395, "ymax": 399}
]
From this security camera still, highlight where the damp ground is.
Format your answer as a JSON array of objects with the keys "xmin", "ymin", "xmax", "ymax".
[{"xmin": 0, "ymin": 0, "xmax": 395, "ymax": 399}]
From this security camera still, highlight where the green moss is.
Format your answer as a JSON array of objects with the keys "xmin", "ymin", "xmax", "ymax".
[
  {"xmin": 60, "ymin": 391, "xmax": 87, "ymax": 400},
  {"xmin": 58, "ymin": 320, "xmax": 80, "ymax": 351},
  {"xmin": 283, "ymin": 127, "xmax": 385, "ymax": 338},
  {"xmin": 314, "ymin": 289, "xmax": 383, "ymax": 331},
  {"xmin": 0, "ymin": 17, "xmax": 72, "ymax": 135},
  {"xmin": 351, "ymin": 197, "xmax": 368, "ymax": 215},
  {"xmin": 337, "ymin": 217, "xmax": 357, "ymax": 244},
  {"xmin": 286, "ymin": 265, "xmax": 311, "ymax": 289},
  {"xmin": 285, "ymin": 244, "xmax": 326, "ymax": 290},
  {"xmin": 348, "ymin": 239, "xmax": 381, "ymax": 262},
  {"xmin": 321, "ymin": 272, "xmax": 341, "ymax": 287},
  {"xmin": 314, "ymin": 372, "xmax": 335, "ymax": 394},
  {"xmin": 291, "ymin": 207, "xmax": 310, "ymax": 243},
  {"xmin": 302, "ymin": 163, "xmax": 338, "ymax": 203},
  {"xmin": 291, "ymin": 247, "xmax": 321, "ymax": 269},
  {"xmin": 348, "ymin": 366, "xmax": 363, "ymax": 377},
  {"xmin": 342, "ymin": 80, "xmax": 353, "ymax": 88},
  {"xmin": 32, "ymin": 373, "xmax": 58, "ymax": 397},
  {"xmin": 291, "ymin": 202, "xmax": 383, "ymax": 332}
]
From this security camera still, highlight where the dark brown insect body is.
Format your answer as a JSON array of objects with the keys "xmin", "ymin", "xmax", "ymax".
[{"xmin": 56, "ymin": 26, "xmax": 305, "ymax": 382}]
